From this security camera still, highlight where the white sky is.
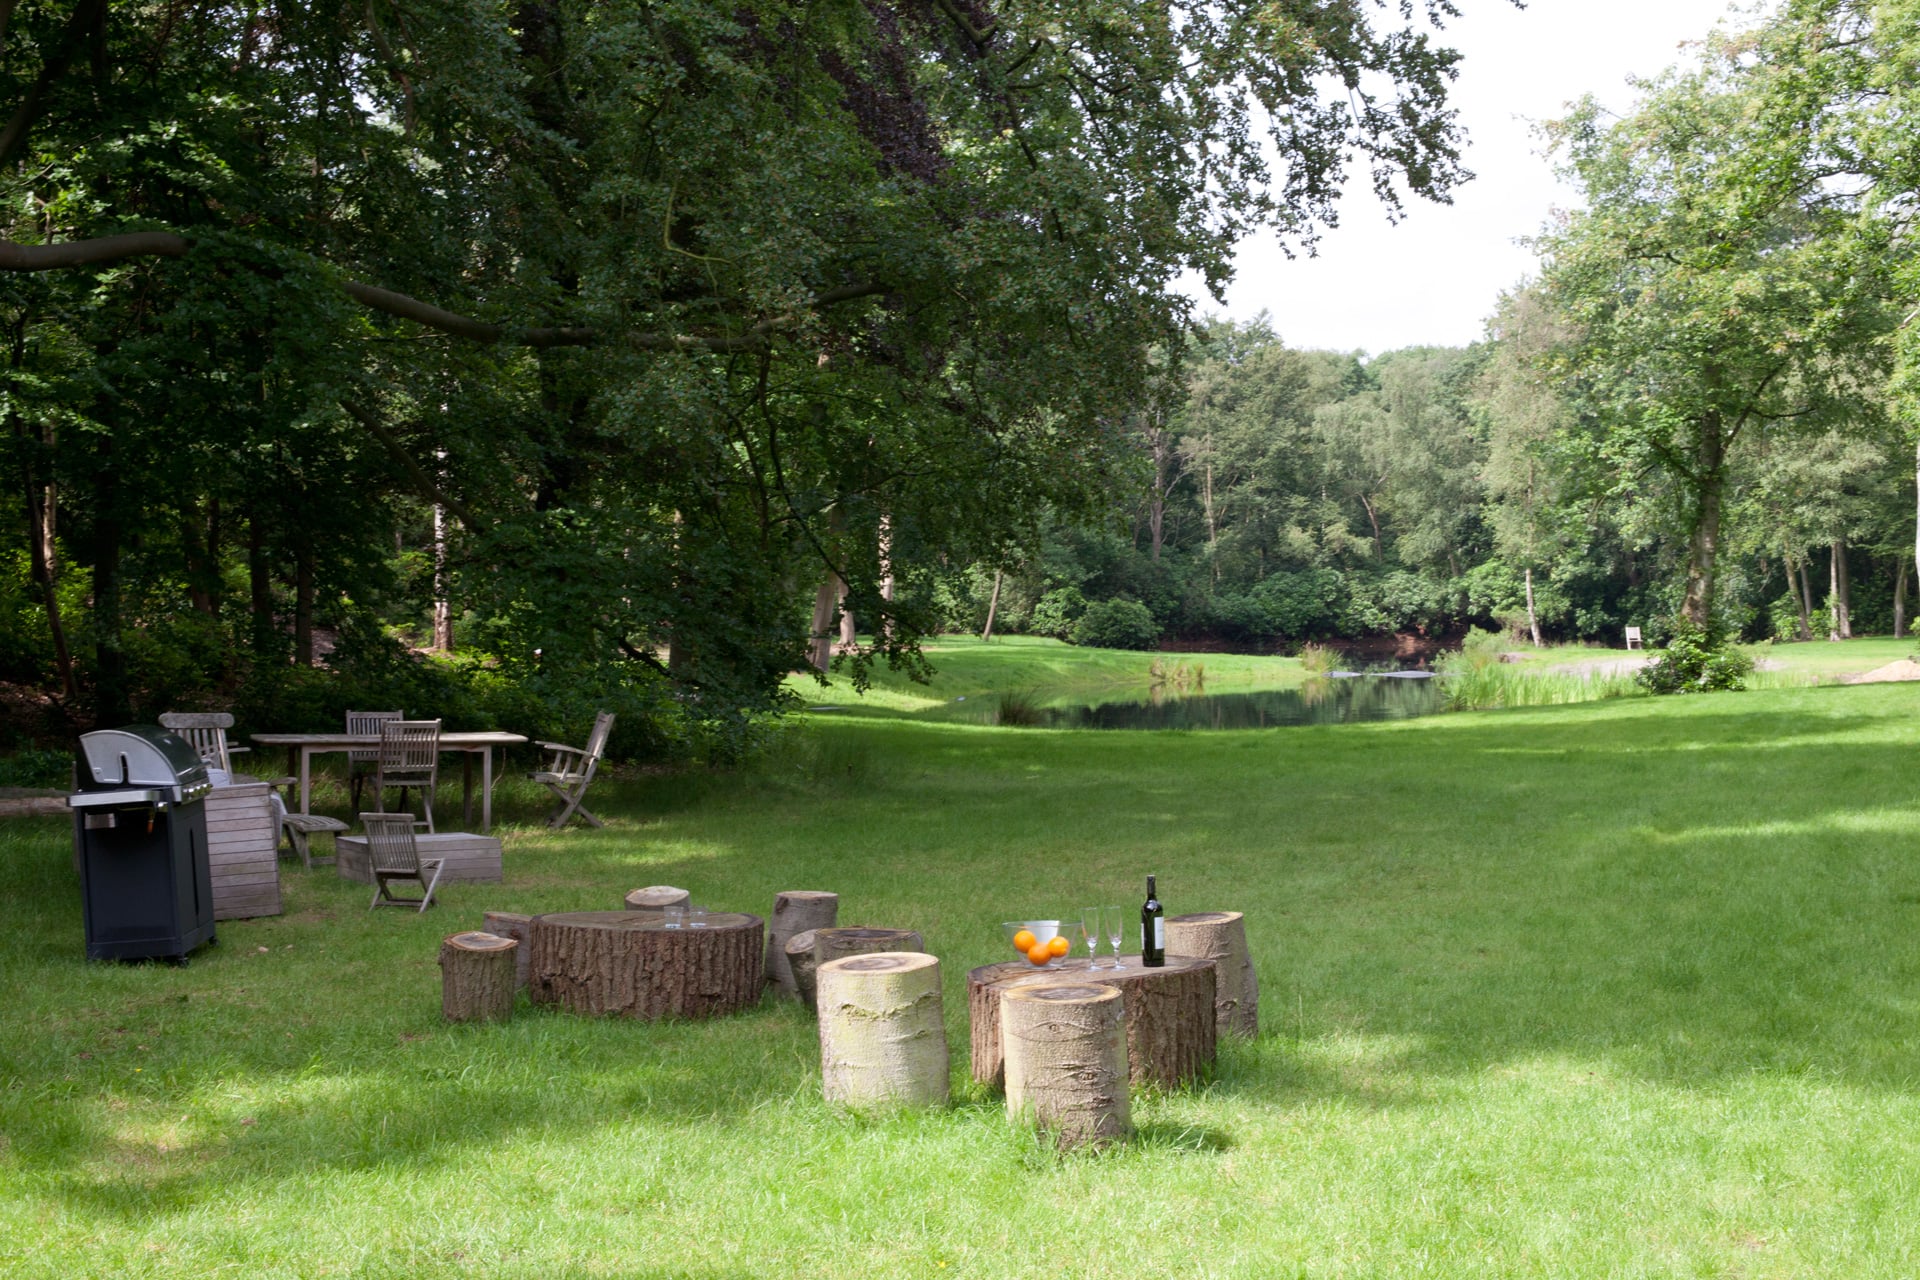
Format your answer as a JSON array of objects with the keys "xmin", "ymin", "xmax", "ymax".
[{"xmin": 1185, "ymin": 0, "xmax": 1769, "ymax": 354}]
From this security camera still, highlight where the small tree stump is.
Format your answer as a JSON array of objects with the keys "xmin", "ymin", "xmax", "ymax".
[
  {"xmin": 766, "ymin": 891, "xmax": 838, "ymax": 998},
  {"xmin": 1165, "ymin": 911, "xmax": 1258, "ymax": 1037},
  {"xmin": 482, "ymin": 911, "xmax": 533, "ymax": 990},
  {"xmin": 1003, "ymin": 984, "xmax": 1130, "ymax": 1149},
  {"xmin": 787, "ymin": 929, "xmax": 822, "ymax": 1012},
  {"xmin": 623, "ymin": 885, "xmax": 691, "ymax": 916},
  {"xmin": 817, "ymin": 952, "xmax": 949, "ymax": 1110},
  {"xmin": 440, "ymin": 931, "xmax": 517, "ymax": 1023},
  {"xmin": 967, "ymin": 956, "xmax": 1215, "ymax": 1091},
  {"xmin": 815, "ymin": 926, "xmax": 922, "ymax": 967},
  {"xmin": 529, "ymin": 911, "xmax": 764, "ymax": 1019}
]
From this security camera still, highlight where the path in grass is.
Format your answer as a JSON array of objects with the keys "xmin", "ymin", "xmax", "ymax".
[{"xmin": 3, "ymin": 676, "xmax": 1920, "ymax": 1276}]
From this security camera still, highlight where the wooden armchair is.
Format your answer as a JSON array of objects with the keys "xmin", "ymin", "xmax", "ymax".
[
  {"xmin": 373, "ymin": 719, "xmax": 441, "ymax": 833},
  {"xmin": 346, "ymin": 709, "xmax": 403, "ymax": 810},
  {"xmin": 529, "ymin": 711, "xmax": 615, "ymax": 829},
  {"xmin": 158, "ymin": 711, "xmax": 254, "ymax": 778},
  {"xmin": 359, "ymin": 812, "xmax": 445, "ymax": 911}
]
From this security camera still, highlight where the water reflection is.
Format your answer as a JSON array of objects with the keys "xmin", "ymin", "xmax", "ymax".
[{"xmin": 993, "ymin": 674, "xmax": 1447, "ymax": 730}]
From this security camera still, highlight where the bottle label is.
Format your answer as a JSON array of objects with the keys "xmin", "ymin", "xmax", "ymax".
[{"xmin": 1153, "ymin": 918, "xmax": 1164, "ymax": 949}]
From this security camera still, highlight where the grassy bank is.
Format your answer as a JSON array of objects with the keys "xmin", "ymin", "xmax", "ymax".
[{"xmin": 4, "ymin": 660, "xmax": 1920, "ymax": 1276}]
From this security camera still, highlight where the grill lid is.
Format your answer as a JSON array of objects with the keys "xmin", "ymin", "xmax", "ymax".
[{"xmin": 77, "ymin": 726, "xmax": 210, "ymax": 792}]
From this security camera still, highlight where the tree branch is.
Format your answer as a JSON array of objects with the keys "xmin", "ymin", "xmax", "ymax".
[
  {"xmin": 343, "ymin": 401, "xmax": 487, "ymax": 534},
  {"xmin": 0, "ymin": 0, "xmax": 108, "ymax": 170},
  {"xmin": 0, "ymin": 234, "xmax": 888, "ymax": 351}
]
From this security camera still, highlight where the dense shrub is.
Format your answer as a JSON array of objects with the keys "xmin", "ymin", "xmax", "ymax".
[
  {"xmin": 1070, "ymin": 597, "xmax": 1160, "ymax": 649},
  {"xmin": 1028, "ymin": 586, "xmax": 1087, "ymax": 638},
  {"xmin": 1636, "ymin": 622, "xmax": 1754, "ymax": 694}
]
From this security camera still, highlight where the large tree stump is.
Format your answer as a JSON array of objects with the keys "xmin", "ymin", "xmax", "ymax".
[
  {"xmin": 787, "ymin": 929, "xmax": 822, "ymax": 1012},
  {"xmin": 623, "ymin": 885, "xmax": 691, "ymax": 916},
  {"xmin": 529, "ymin": 911, "xmax": 764, "ymax": 1019},
  {"xmin": 482, "ymin": 911, "xmax": 533, "ymax": 990},
  {"xmin": 817, "ymin": 952, "xmax": 949, "ymax": 1110},
  {"xmin": 766, "ymin": 891, "xmax": 838, "ymax": 998},
  {"xmin": 439, "ymin": 932, "xmax": 517, "ymax": 1023},
  {"xmin": 967, "ymin": 956, "xmax": 1215, "ymax": 1091},
  {"xmin": 815, "ymin": 926, "xmax": 922, "ymax": 967},
  {"xmin": 1165, "ymin": 911, "xmax": 1258, "ymax": 1037},
  {"xmin": 1003, "ymin": 984, "xmax": 1130, "ymax": 1149}
]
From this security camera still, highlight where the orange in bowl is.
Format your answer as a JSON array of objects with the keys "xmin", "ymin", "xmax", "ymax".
[{"xmin": 1026, "ymin": 942, "xmax": 1053, "ymax": 965}]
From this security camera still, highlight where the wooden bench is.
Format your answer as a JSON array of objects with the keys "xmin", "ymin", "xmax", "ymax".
[
  {"xmin": 335, "ymin": 831, "xmax": 503, "ymax": 885},
  {"xmin": 281, "ymin": 812, "xmax": 349, "ymax": 869}
]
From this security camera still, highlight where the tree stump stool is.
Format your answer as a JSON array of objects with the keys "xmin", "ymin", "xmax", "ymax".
[
  {"xmin": 766, "ymin": 891, "xmax": 838, "ymax": 998},
  {"xmin": 482, "ymin": 911, "xmax": 534, "ymax": 990},
  {"xmin": 815, "ymin": 926, "xmax": 922, "ymax": 967},
  {"xmin": 787, "ymin": 929, "xmax": 822, "ymax": 1012},
  {"xmin": 1164, "ymin": 911, "xmax": 1258, "ymax": 1037},
  {"xmin": 529, "ymin": 911, "xmax": 764, "ymax": 1019},
  {"xmin": 440, "ymin": 931, "xmax": 518, "ymax": 1022},
  {"xmin": 623, "ymin": 885, "xmax": 691, "ymax": 916},
  {"xmin": 1003, "ymin": 983, "xmax": 1130, "ymax": 1149},
  {"xmin": 967, "ymin": 956, "xmax": 1216, "ymax": 1090},
  {"xmin": 817, "ymin": 952, "xmax": 949, "ymax": 1110}
]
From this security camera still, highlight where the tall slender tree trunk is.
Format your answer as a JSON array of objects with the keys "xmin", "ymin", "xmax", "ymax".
[
  {"xmin": 294, "ymin": 545, "xmax": 315, "ymax": 666},
  {"xmin": 808, "ymin": 577, "xmax": 835, "ymax": 673},
  {"xmin": 1828, "ymin": 541, "xmax": 1852, "ymax": 640},
  {"xmin": 877, "ymin": 514, "xmax": 894, "ymax": 641},
  {"xmin": 1359, "ymin": 493, "xmax": 1384, "ymax": 559},
  {"xmin": 248, "ymin": 504, "xmax": 276, "ymax": 656},
  {"xmin": 1895, "ymin": 557, "xmax": 1909, "ymax": 640},
  {"xmin": 1523, "ymin": 567, "xmax": 1542, "ymax": 647},
  {"xmin": 837, "ymin": 578, "xmax": 855, "ymax": 650},
  {"xmin": 22, "ymin": 423, "xmax": 75, "ymax": 699},
  {"xmin": 1789, "ymin": 553, "xmax": 1814, "ymax": 641},
  {"xmin": 90, "ymin": 438, "xmax": 129, "ymax": 725},
  {"xmin": 1681, "ymin": 419, "xmax": 1726, "ymax": 628},
  {"xmin": 981, "ymin": 569, "xmax": 1003, "ymax": 642},
  {"xmin": 431, "ymin": 500, "xmax": 454, "ymax": 652}
]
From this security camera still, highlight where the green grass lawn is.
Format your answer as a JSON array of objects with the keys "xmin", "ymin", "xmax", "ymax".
[{"xmin": 6, "ymin": 649, "xmax": 1920, "ymax": 1277}]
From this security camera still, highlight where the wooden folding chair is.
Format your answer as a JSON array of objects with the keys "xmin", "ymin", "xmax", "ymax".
[
  {"xmin": 346, "ymin": 710, "xmax": 403, "ymax": 811},
  {"xmin": 158, "ymin": 711, "xmax": 252, "ymax": 777},
  {"xmin": 529, "ymin": 711, "xmax": 615, "ymax": 829},
  {"xmin": 360, "ymin": 812, "xmax": 445, "ymax": 911},
  {"xmin": 373, "ymin": 719, "xmax": 441, "ymax": 833}
]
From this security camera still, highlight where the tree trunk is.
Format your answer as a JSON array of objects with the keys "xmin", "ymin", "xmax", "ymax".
[
  {"xmin": 431, "ymin": 499, "xmax": 454, "ymax": 652},
  {"xmin": 1829, "ymin": 540, "xmax": 1852, "ymax": 640},
  {"xmin": 1164, "ymin": 911, "xmax": 1258, "ymax": 1038},
  {"xmin": 528, "ymin": 910, "xmax": 764, "ymax": 1020},
  {"xmin": 439, "ymin": 931, "xmax": 518, "ymax": 1022},
  {"xmin": 837, "ymin": 577, "xmax": 855, "ymax": 650},
  {"xmin": 1523, "ymin": 567, "xmax": 1542, "ymax": 647},
  {"xmin": 21, "ymin": 422, "xmax": 75, "ymax": 699},
  {"xmin": 808, "ymin": 577, "xmax": 835, "ymax": 673},
  {"xmin": 817, "ymin": 952, "xmax": 949, "ymax": 1110},
  {"xmin": 980, "ymin": 569, "xmax": 1002, "ymax": 642},
  {"xmin": 787, "ymin": 929, "xmax": 822, "ymax": 1011},
  {"xmin": 815, "ymin": 926, "xmax": 922, "ymax": 967},
  {"xmin": 90, "ymin": 437, "xmax": 129, "ymax": 726},
  {"xmin": 482, "ymin": 911, "xmax": 533, "ymax": 990},
  {"xmin": 1794, "ymin": 554, "xmax": 1815, "ymax": 641},
  {"xmin": 766, "ymin": 891, "xmax": 838, "ymax": 999},
  {"xmin": 294, "ymin": 544, "xmax": 315, "ymax": 667},
  {"xmin": 967, "ymin": 955, "xmax": 1216, "ymax": 1091},
  {"xmin": 1895, "ymin": 557, "xmax": 1908, "ymax": 640},
  {"xmin": 1681, "ymin": 417, "xmax": 1726, "ymax": 628},
  {"xmin": 1002, "ymin": 983, "xmax": 1130, "ymax": 1149},
  {"xmin": 248, "ymin": 504, "xmax": 277, "ymax": 656},
  {"xmin": 622, "ymin": 884, "xmax": 690, "ymax": 916},
  {"xmin": 877, "ymin": 513, "xmax": 895, "ymax": 640},
  {"xmin": 1359, "ymin": 493, "xmax": 1383, "ymax": 560}
]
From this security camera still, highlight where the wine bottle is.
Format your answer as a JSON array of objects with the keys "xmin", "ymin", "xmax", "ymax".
[{"xmin": 1141, "ymin": 874, "xmax": 1165, "ymax": 967}]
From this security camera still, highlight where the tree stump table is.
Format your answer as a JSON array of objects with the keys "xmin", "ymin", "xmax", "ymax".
[
  {"xmin": 967, "ymin": 955, "xmax": 1216, "ymax": 1090},
  {"xmin": 766, "ymin": 891, "xmax": 838, "ymax": 998},
  {"xmin": 529, "ymin": 911, "xmax": 764, "ymax": 1020}
]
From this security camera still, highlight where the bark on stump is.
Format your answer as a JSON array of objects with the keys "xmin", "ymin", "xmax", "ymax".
[
  {"xmin": 623, "ymin": 885, "xmax": 691, "ymax": 916},
  {"xmin": 817, "ymin": 952, "xmax": 950, "ymax": 1110},
  {"xmin": 766, "ymin": 891, "xmax": 838, "ymax": 998},
  {"xmin": 1002, "ymin": 983, "xmax": 1131, "ymax": 1149},
  {"xmin": 1164, "ymin": 911, "xmax": 1258, "ymax": 1038},
  {"xmin": 482, "ymin": 911, "xmax": 533, "ymax": 990},
  {"xmin": 787, "ymin": 929, "xmax": 822, "ymax": 1012},
  {"xmin": 815, "ymin": 926, "xmax": 922, "ymax": 967},
  {"xmin": 967, "ymin": 956, "xmax": 1216, "ymax": 1091},
  {"xmin": 529, "ymin": 910, "xmax": 764, "ymax": 1019},
  {"xmin": 439, "ymin": 931, "xmax": 517, "ymax": 1023}
]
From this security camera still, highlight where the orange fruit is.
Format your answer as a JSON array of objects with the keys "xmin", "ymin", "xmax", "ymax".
[
  {"xmin": 1026, "ymin": 942, "xmax": 1052, "ymax": 965},
  {"xmin": 1012, "ymin": 929, "xmax": 1037, "ymax": 954},
  {"xmin": 1047, "ymin": 935, "xmax": 1070, "ymax": 957}
]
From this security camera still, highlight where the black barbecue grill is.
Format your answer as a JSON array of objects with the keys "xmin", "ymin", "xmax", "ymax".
[{"xmin": 69, "ymin": 725, "xmax": 216, "ymax": 962}]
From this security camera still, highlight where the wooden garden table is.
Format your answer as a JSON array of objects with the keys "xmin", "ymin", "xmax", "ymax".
[
  {"xmin": 250, "ymin": 730, "xmax": 527, "ymax": 833},
  {"xmin": 528, "ymin": 910, "xmax": 765, "ymax": 1020}
]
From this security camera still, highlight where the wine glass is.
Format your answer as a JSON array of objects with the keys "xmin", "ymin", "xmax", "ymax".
[
  {"xmin": 1079, "ymin": 909, "xmax": 1102, "ymax": 968},
  {"xmin": 1101, "ymin": 905, "xmax": 1126, "ymax": 969}
]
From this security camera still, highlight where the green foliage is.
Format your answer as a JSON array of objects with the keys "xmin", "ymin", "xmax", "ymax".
[
  {"xmin": 1069, "ymin": 598, "xmax": 1161, "ymax": 651},
  {"xmin": 1027, "ymin": 587, "xmax": 1087, "ymax": 640},
  {"xmin": 1636, "ymin": 623, "xmax": 1756, "ymax": 695},
  {"xmin": 0, "ymin": 748, "xmax": 67, "ymax": 787}
]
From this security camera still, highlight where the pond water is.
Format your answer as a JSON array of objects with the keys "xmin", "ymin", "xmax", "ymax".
[{"xmin": 963, "ymin": 672, "xmax": 1448, "ymax": 730}]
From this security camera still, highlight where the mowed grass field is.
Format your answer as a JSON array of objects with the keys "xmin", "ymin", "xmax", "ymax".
[{"xmin": 5, "ymin": 640, "xmax": 1920, "ymax": 1277}]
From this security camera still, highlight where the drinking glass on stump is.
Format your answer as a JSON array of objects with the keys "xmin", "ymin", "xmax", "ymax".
[
  {"xmin": 1079, "ymin": 909, "xmax": 1102, "ymax": 969},
  {"xmin": 1101, "ymin": 905, "xmax": 1125, "ymax": 969}
]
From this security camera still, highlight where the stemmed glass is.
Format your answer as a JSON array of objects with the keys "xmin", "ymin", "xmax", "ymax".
[
  {"xmin": 1079, "ymin": 909, "xmax": 1102, "ymax": 969},
  {"xmin": 1101, "ymin": 905, "xmax": 1126, "ymax": 969}
]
